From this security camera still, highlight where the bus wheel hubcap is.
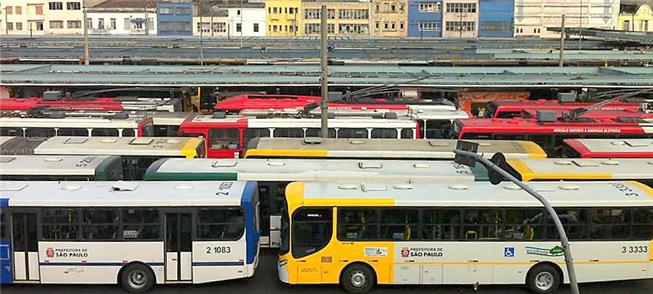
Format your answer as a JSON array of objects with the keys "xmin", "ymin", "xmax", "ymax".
[
  {"xmin": 351, "ymin": 271, "xmax": 366, "ymax": 288},
  {"xmin": 129, "ymin": 270, "xmax": 147, "ymax": 288},
  {"xmin": 535, "ymin": 272, "xmax": 554, "ymax": 290}
]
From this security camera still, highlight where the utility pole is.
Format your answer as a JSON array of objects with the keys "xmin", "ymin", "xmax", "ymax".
[
  {"xmin": 559, "ymin": 14, "xmax": 565, "ymax": 67},
  {"xmin": 144, "ymin": 6, "xmax": 149, "ymax": 36},
  {"xmin": 320, "ymin": 5, "xmax": 329, "ymax": 138},
  {"xmin": 83, "ymin": 7, "xmax": 90, "ymax": 66},
  {"xmin": 454, "ymin": 142, "xmax": 580, "ymax": 294}
]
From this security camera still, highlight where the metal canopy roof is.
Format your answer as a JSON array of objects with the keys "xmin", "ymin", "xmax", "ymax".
[{"xmin": 1, "ymin": 64, "xmax": 652, "ymax": 88}]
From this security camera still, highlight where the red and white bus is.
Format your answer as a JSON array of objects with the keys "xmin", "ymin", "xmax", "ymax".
[
  {"xmin": 562, "ymin": 138, "xmax": 653, "ymax": 158},
  {"xmin": 0, "ymin": 114, "xmax": 155, "ymax": 137},
  {"xmin": 179, "ymin": 114, "xmax": 419, "ymax": 158},
  {"xmin": 451, "ymin": 117, "xmax": 653, "ymax": 155},
  {"xmin": 483, "ymin": 99, "xmax": 642, "ymax": 119}
]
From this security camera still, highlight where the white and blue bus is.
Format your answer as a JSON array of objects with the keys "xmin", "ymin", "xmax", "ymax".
[{"xmin": 0, "ymin": 180, "xmax": 260, "ymax": 292}]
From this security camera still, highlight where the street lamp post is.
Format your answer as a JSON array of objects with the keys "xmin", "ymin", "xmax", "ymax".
[{"xmin": 454, "ymin": 141, "xmax": 580, "ymax": 294}]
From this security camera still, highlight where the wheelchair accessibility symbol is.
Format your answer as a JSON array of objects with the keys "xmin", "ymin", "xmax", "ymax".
[{"xmin": 504, "ymin": 247, "xmax": 515, "ymax": 257}]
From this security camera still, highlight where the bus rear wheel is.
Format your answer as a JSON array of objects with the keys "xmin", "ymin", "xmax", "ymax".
[
  {"xmin": 341, "ymin": 264, "xmax": 375, "ymax": 293},
  {"xmin": 526, "ymin": 264, "xmax": 560, "ymax": 294},
  {"xmin": 120, "ymin": 263, "xmax": 155, "ymax": 293}
]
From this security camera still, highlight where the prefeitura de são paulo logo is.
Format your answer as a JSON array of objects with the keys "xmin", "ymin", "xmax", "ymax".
[
  {"xmin": 401, "ymin": 248, "xmax": 410, "ymax": 258},
  {"xmin": 46, "ymin": 247, "xmax": 54, "ymax": 258}
]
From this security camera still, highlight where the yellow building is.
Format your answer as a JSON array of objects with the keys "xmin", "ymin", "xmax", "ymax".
[
  {"xmin": 618, "ymin": 4, "xmax": 653, "ymax": 32},
  {"xmin": 301, "ymin": 0, "xmax": 372, "ymax": 37},
  {"xmin": 266, "ymin": 0, "xmax": 301, "ymax": 36},
  {"xmin": 371, "ymin": 0, "xmax": 407, "ymax": 38}
]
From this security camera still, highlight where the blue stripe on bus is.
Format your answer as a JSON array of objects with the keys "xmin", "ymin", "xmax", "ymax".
[
  {"xmin": 192, "ymin": 261, "xmax": 244, "ymax": 266},
  {"xmin": 0, "ymin": 199, "xmax": 8, "ymax": 207},
  {"xmin": 39, "ymin": 262, "xmax": 164, "ymax": 267},
  {"xmin": 0, "ymin": 240, "xmax": 12, "ymax": 284},
  {"xmin": 241, "ymin": 181, "xmax": 259, "ymax": 265}
]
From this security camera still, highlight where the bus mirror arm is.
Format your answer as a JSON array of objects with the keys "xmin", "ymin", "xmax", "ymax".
[{"xmin": 453, "ymin": 149, "xmax": 580, "ymax": 294}]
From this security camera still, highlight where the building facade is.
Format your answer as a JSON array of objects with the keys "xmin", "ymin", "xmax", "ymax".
[
  {"xmin": 1, "ymin": 0, "xmax": 101, "ymax": 35},
  {"xmin": 301, "ymin": 0, "xmax": 372, "ymax": 37},
  {"xmin": 157, "ymin": 0, "xmax": 193, "ymax": 36},
  {"xmin": 87, "ymin": 0, "xmax": 157, "ymax": 35},
  {"xmin": 442, "ymin": 0, "xmax": 479, "ymax": 38},
  {"xmin": 371, "ymin": 0, "xmax": 408, "ymax": 37},
  {"xmin": 478, "ymin": 0, "xmax": 513, "ymax": 37},
  {"xmin": 407, "ymin": 0, "xmax": 444, "ymax": 38},
  {"xmin": 227, "ymin": 4, "xmax": 266, "ymax": 37},
  {"xmin": 515, "ymin": 0, "xmax": 620, "ymax": 38},
  {"xmin": 618, "ymin": 4, "xmax": 653, "ymax": 32},
  {"xmin": 265, "ymin": 0, "xmax": 301, "ymax": 36}
]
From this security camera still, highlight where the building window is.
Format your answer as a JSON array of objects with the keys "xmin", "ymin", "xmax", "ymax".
[
  {"xmin": 66, "ymin": 2, "xmax": 81, "ymax": 10},
  {"xmin": 419, "ymin": 2, "xmax": 442, "ymax": 13},
  {"xmin": 213, "ymin": 22, "xmax": 226, "ymax": 33},
  {"xmin": 159, "ymin": 7, "xmax": 172, "ymax": 14},
  {"xmin": 35, "ymin": 5, "xmax": 43, "ymax": 15},
  {"xmin": 110, "ymin": 18, "xmax": 116, "ymax": 30},
  {"xmin": 237, "ymin": 9, "xmax": 241, "ymax": 16},
  {"xmin": 175, "ymin": 7, "xmax": 190, "ymax": 15},
  {"xmin": 338, "ymin": 24, "xmax": 368, "ymax": 34},
  {"xmin": 419, "ymin": 21, "xmax": 441, "ymax": 32},
  {"xmin": 7, "ymin": 22, "xmax": 13, "ymax": 31},
  {"xmin": 98, "ymin": 18, "xmax": 104, "ymax": 29},
  {"xmin": 67, "ymin": 20, "xmax": 81, "ymax": 29},
  {"xmin": 624, "ymin": 20, "xmax": 631, "ymax": 31},
  {"xmin": 446, "ymin": 3, "xmax": 476, "ymax": 13},
  {"xmin": 87, "ymin": 18, "xmax": 93, "ymax": 29},
  {"xmin": 236, "ymin": 23, "xmax": 242, "ymax": 32},
  {"xmin": 49, "ymin": 2, "xmax": 63, "ymax": 10},
  {"xmin": 124, "ymin": 18, "xmax": 130, "ymax": 29},
  {"xmin": 338, "ymin": 9, "xmax": 369, "ymax": 20},
  {"xmin": 6, "ymin": 6, "xmax": 12, "ymax": 14},
  {"xmin": 445, "ymin": 21, "xmax": 475, "ymax": 32},
  {"xmin": 289, "ymin": 7, "xmax": 295, "ymax": 14},
  {"xmin": 15, "ymin": 6, "xmax": 22, "ymax": 15},
  {"xmin": 49, "ymin": 20, "xmax": 64, "ymax": 29},
  {"xmin": 35, "ymin": 21, "xmax": 44, "ymax": 31},
  {"xmin": 305, "ymin": 23, "xmax": 334, "ymax": 34},
  {"xmin": 304, "ymin": 9, "xmax": 335, "ymax": 19}
]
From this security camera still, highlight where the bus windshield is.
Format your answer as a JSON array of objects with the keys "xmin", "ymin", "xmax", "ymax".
[{"xmin": 279, "ymin": 201, "xmax": 290, "ymax": 255}]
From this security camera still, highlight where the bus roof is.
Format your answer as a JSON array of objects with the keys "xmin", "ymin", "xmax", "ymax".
[
  {"xmin": 185, "ymin": 115, "xmax": 417, "ymax": 128},
  {"xmin": 454, "ymin": 117, "xmax": 653, "ymax": 136},
  {"xmin": 505, "ymin": 158, "xmax": 653, "ymax": 181},
  {"xmin": 288, "ymin": 181, "xmax": 653, "ymax": 208},
  {"xmin": 563, "ymin": 138, "xmax": 653, "ymax": 158},
  {"xmin": 0, "ymin": 115, "xmax": 143, "ymax": 128},
  {"xmin": 0, "ymin": 181, "xmax": 251, "ymax": 207},
  {"xmin": 143, "ymin": 158, "xmax": 480, "ymax": 182},
  {"xmin": 1, "ymin": 136, "xmax": 202, "ymax": 157},
  {"xmin": 245, "ymin": 138, "xmax": 546, "ymax": 159},
  {"xmin": 0, "ymin": 155, "xmax": 119, "ymax": 176},
  {"xmin": 151, "ymin": 112, "xmax": 192, "ymax": 126}
]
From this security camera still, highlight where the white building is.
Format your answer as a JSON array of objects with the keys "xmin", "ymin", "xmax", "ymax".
[
  {"xmin": 86, "ymin": 0, "xmax": 157, "ymax": 35},
  {"xmin": 515, "ymin": 0, "xmax": 620, "ymax": 38},
  {"xmin": 227, "ymin": 4, "xmax": 266, "ymax": 37}
]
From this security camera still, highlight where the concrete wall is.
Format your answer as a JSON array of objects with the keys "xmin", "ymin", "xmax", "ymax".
[
  {"xmin": 228, "ymin": 7, "xmax": 266, "ymax": 37},
  {"xmin": 478, "ymin": 0, "xmax": 514, "ymax": 37},
  {"xmin": 408, "ymin": 0, "xmax": 444, "ymax": 37}
]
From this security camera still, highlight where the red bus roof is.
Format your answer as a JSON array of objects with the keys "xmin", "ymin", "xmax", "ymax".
[
  {"xmin": 521, "ymin": 109, "xmax": 653, "ymax": 120},
  {"xmin": 487, "ymin": 99, "xmax": 641, "ymax": 115},
  {"xmin": 563, "ymin": 138, "xmax": 653, "ymax": 158},
  {"xmin": 215, "ymin": 93, "xmax": 406, "ymax": 112}
]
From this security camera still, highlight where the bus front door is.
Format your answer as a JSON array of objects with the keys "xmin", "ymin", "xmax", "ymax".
[
  {"xmin": 165, "ymin": 213, "xmax": 192, "ymax": 282},
  {"xmin": 12, "ymin": 213, "xmax": 39, "ymax": 282}
]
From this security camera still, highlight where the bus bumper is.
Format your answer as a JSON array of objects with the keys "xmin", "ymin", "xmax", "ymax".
[{"xmin": 277, "ymin": 259, "xmax": 289, "ymax": 283}]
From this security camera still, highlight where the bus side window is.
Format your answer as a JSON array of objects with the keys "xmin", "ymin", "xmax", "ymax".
[
  {"xmin": 503, "ymin": 209, "xmax": 546, "ymax": 241},
  {"xmin": 122, "ymin": 208, "xmax": 160, "ymax": 240},
  {"xmin": 338, "ymin": 128, "xmax": 368, "ymax": 139},
  {"xmin": 81, "ymin": 209, "xmax": 120, "ymax": 240},
  {"xmin": 122, "ymin": 129, "xmax": 136, "ymax": 137},
  {"xmin": 305, "ymin": 128, "xmax": 336, "ymax": 138},
  {"xmin": 57, "ymin": 128, "xmax": 89, "ymax": 136},
  {"xmin": 244, "ymin": 128, "xmax": 271, "ymax": 146},
  {"xmin": 462, "ymin": 209, "xmax": 502, "ymax": 240},
  {"xmin": 371, "ymin": 128, "xmax": 398, "ymax": 139},
  {"xmin": 209, "ymin": 128, "xmax": 240, "ymax": 150},
  {"xmin": 91, "ymin": 128, "xmax": 119, "ymax": 137},
  {"xmin": 197, "ymin": 208, "xmax": 244, "ymax": 240},
  {"xmin": 337, "ymin": 208, "xmax": 378, "ymax": 240},
  {"xmin": 291, "ymin": 208, "xmax": 332, "ymax": 258},
  {"xmin": 380, "ymin": 209, "xmax": 418, "ymax": 240},
  {"xmin": 587, "ymin": 208, "xmax": 630, "ymax": 240},
  {"xmin": 0, "ymin": 127, "xmax": 24, "ymax": 137},
  {"xmin": 25, "ymin": 127, "xmax": 55, "ymax": 137},
  {"xmin": 550, "ymin": 208, "xmax": 589, "ymax": 240},
  {"xmin": 400, "ymin": 128, "xmax": 413, "ymax": 139},
  {"xmin": 42, "ymin": 208, "xmax": 79, "ymax": 240},
  {"xmin": 273, "ymin": 128, "xmax": 304, "ymax": 138},
  {"xmin": 632, "ymin": 208, "xmax": 653, "ymax": 240},
  {"xmin": 422, "ymin": 209, "xmax": 461, "ymax": 240}
]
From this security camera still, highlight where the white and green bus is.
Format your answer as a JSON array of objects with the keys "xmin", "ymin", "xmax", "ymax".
[{"xmin": 0, "ymin": 181, "xmax": 260, "ymax": 292}]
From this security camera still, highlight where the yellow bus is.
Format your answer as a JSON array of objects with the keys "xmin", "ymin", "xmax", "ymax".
[{"xmin": 278, "ymin": 181, "xmax": 653, "ymax": 293}]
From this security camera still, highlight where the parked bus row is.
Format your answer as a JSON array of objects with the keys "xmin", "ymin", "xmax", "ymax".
[{"xmin": 4, "ymin": 179, "xmax": 652, "ymax": 293}]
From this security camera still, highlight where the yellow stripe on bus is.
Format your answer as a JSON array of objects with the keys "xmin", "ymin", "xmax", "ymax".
[
  {"xmin": 181, "ymin": 138, "xmax": 202, "ymax": 158},
  {"xmin": 507, "ymin": 158, "xmax": 612, "ymax": 181},
  {"xmin": 519, "ymin": 141, "xmax": 548, "ymax": 159},
  {"xmin": 245, "ymin": 149, "xmax": 328, "ymax": 158}
]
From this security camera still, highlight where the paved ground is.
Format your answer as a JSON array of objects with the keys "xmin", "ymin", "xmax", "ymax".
[{"xmin": 4, "ymin": 250, "xmax": 653, "ymax": 294}]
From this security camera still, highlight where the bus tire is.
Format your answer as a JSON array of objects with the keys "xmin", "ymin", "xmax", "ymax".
[
  {"xmin": 341, "ymin": 263, "xmax": 375, "ymax": 293},
  {"xmin": 526, "ymin": 263, "xmax": 561, "ymax": 294},
  {"xmin": 120, "ymin": 263, "xmax": 155, "ymax": 293}
]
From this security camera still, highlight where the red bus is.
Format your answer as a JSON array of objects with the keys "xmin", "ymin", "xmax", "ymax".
[
  {"xmin": 562, "ymin": 138, "xmax": 653, "ymax": 158},
  {"xmin": 179, "ymin": 114, "xmax": 419, "ymax": 158},
  {"xmin": 452, "ymin": 117, "xmax": 653, "ymax": 155},
  {"xmin": 0, "ymin": 97, "xmax": 124, "ymax": 111},
  {"xmin": 520, "ymin": 109, "xmax": 653, "ymax": 120},
  {"xmin": 483, "ymin": 99, "xmax": 642, "ymax": 118}
]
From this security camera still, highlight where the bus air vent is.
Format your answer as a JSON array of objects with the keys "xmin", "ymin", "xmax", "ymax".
[
  {"xmin": 448, "ymin": 185, "xmax": 468, "ymax": 191},
  {"xmin": 337, "ymin": 184, "xmax": 358, "ymax": 190},
  {"xmin": 428, "ymin": 140, "xmax": 450, "ymax": 147},
  {"xmin": 624, "ymin": 140, "xmax": 649, "ymax": 147},
  {"xmin": 61, "ymin": 184, "xmax": 81, "ymax": 191},
  {"xmin": 503, "ymin": 183, "xmax": 522, "ymax": 190},
  {"xmin": 166, "ymin": 139, "xmax": 181, "ymax": 144},
  {"xmin": 559, "ymin": 185, "xmax": 580, "ymax": 191},
  {"xmin": 111, "ymin": 182, "xmax": 139, "ymax": 192},
  {"xmin": 113, "ymin": 112, "xmax": 129, "ymax": 120},
  {"xmin": 393, "ymin": 184, "xmax": 413, "ymax": 190},
  {"xmin": 212, "ymin": 111, "xmax": 227, "ymax": 119},
  {"xmin": 536, "ymin": 110, "xmax": 557, "ymax": 123},
  {"xmin": 0, "ymin": 156, "xmax": 16, "ymax": 163},
  {"xmin": 572, "ymin": 160, "xmax": 599, "ymax": 167},
  {"xmin": 268, "ymin": 161, "xmax": 286, "ymax": 167},
  {"xmin": 361, "ymin": 183, "xmax": 386, "ymax": 192},
  {"xmin": 0, "ymin": 182, "xmax": 27, "ymax": 191},
  {"xmin": 553, "ymin": 160, "xmax": 573, "ymax": 166},
  {"xmin": 349, "ymin": 139, "xmax": 365, "ymax": 145},
  {"xmin": 358, "ymin": 161, "xmax": 382, "ymax": 169},
  {"xmin": 413, "ymin": 163, "xmax": 431, "ymax": 168},
  {"xmin": 212, "ymin": 160, "xmax": 237, "ymax": 167},
  {"xmin": 101, "ymin": 138, "xmax": 119, "ymax": 143},
  {"xmin": 610, "ymin": 140, "xmax": 626, "ymax": 146},
  {"xmin": 303, "ymin": 137, "xmax": 322, "ymax": 144},
  {"xmin": 130, "ymin": 138, "xmax": 154, "ymax": 145},
  {"xmin": 175, "ymin": 184, "xmax": 195, "ymax": 190},
  {"xmin": 44, "ymin": 157, "xmax": 63, "ymax": 162},
  {"xmin": 383, "ymin": 112, "xmax": 398, "ymax": 119},
  {"xmin": 64, "ymin": 137, "xmax": 89, "ymax": 144},
  {"xmin": 648, "ymin": 161, "xmax": 653, "ymax": 165},
  {"xmin": 600, "ymin": 160, "xmax": 620, "ymax": 166}
]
